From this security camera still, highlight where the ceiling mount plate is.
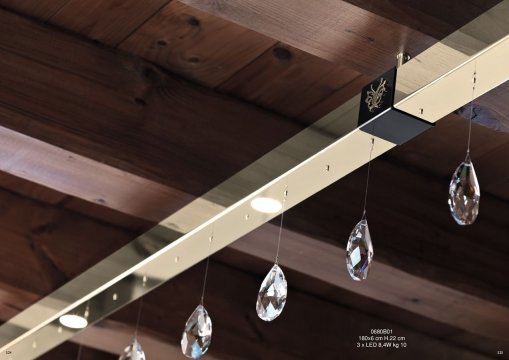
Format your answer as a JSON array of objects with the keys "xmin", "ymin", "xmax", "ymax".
[{"xmin": 359, "ymin": 68, "xmax": 434, "ymax": 145}]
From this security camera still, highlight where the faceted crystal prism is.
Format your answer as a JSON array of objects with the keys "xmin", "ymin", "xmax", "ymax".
[
  {"xmin": 448, "ymin": 156, "xmax": 480, "ymax": 225},
  {"xmin": 119, "ymin": 337, "xmax": 145, "ymax": 360},
  {"xmin": 181, "ymin": 304, "xmax": 212, "ymax": 359},
  {"xmin": 346, "ymin": 219, "xmax": 374, "ymax": 281},
  {"xmin": 256, "ymin": 264, "xmax": 287, "ymax": 321}
]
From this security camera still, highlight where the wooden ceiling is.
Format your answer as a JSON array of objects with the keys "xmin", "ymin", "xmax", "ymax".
[{"xmin": 0, "ymin": 0, "xmax": 507, "ymax": 359}]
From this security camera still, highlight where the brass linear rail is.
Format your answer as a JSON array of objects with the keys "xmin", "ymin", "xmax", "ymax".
[{"xmin": 0, "ymin": 2, "xmax": 508, "ymax": 358}]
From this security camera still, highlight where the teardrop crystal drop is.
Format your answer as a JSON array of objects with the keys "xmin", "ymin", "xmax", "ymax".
[
  {"xmin": 346, "ymin": 219, "xmax": 374, "ymax": 281},
  {"xmin": 119, "ymin": 337, "xmax": 145, "ymax": 360},
  {"xmin": 256, "ymin": 264, "xmax": 287, "ymax": 321},
  {"xmin": 448, "ymin": 156, "xmax": 480, "ymax": 225},
  {"xmin": 181, "ymin": 304, "xmax": 212, "ymax": 359}
]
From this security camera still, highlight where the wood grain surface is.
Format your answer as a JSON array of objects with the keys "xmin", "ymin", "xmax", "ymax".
[
  {"xmin": 179, "ymin": 0, "xmax": 438, "ymax": 74},
  {"xmin": 0, "ymin": 0, "xmax": 68, "ymax": 20},
  {"xmin": 50, "ymin": 0, "xmax": 171, "ymax": 46},
  {"xmin": 121, "ymin": 1, "xmax": 276, "ymax": 87},
  {"xmin": 219, "ymin": 43, "xmax": 362, "ymax": 119}
]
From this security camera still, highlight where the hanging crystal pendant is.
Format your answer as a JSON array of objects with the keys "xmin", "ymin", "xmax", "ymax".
[
  {"xmin": 346, "ymin": 219, "xmax": 374, "ymax": 281},
  {"xmin": 119, "ymin": 337, "xmax": 145, "ymax": 360},
  {"xmin": 448, "ymin": 154, "xmax": 480, "ymax": 225},
  {"xmin": 181, "ymin": 304, "xmax": 212, "ymax": 359},
  {"xmin": 256, "ymin": 264, "xmax": 287, "ymax": 321}
]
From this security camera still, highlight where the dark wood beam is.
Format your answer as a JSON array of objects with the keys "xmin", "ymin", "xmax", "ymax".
[
  {"xmin": 178, "ymin": 0, "xmax": 499, "ymax": 75},
  {"xmin": 0, "ymin": 176, "xmax": 144, "ymax": 295},
  {"xmin": 342, "ymin": 0, "xmax": 501, "ymax": 40},
  {"xmin": 39, "ymin": 341, "xmax": 116, "ymax": 360},
  {"xmin": 0, "ymin": 125, "xmax": 190, "ymax": 223},
  {"xmin": 48, "ymin": 0, "xmax": 172, "ymax": 46},
  {"xmin": 119, "ymin": 1, "xmax": 277, "ymax": 88},
  {"xmin": 0, "ymin": 7, "xmax": 303, "ymax": 221},
  {"xmin": 177, "ymin": 0, "xmax": 438, "ymax": 75},
  {"xmin": 0, "ymin": 0, "xmax": 68, "ymax": 21}
]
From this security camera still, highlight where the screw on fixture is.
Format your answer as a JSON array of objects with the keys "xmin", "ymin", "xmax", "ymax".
[{"xmin": 396, "ymin": 52, "xmax": 411, "ymax": 68}]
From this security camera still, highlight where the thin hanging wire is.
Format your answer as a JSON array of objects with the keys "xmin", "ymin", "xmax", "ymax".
[
  {"xmin": 362, "ymin": 137, "xmax": 375, "ymax": 219},
  {"xmin": 84, "ymin": 301, "xmax": 90, "ymax": 320},
  {"xmin": 200, "ymin": 234, "xmax": 213, "ymax": 306},
  {"xmin": 133, "ymin": 298, "xmax": 144, "ymax": 338},
  {"xmin": 466, "ymin": 67, "xmax": 477, "ymax": 158},
  {"xmin": 74, "ymin": 301, "xmax": 89, "ymax": 360},
  {"xmin": 76, "ymin": 343, "xmax": 83, "ymax": 360},
  {"xmin": 275, "ymin": 186, "xmax": 288, "ymax": 265}
]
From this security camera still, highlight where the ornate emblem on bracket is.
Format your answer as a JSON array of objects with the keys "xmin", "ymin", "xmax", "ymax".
[{"xmin": 365, "ymin": 78, "xmax": 387, "ymax": 113}]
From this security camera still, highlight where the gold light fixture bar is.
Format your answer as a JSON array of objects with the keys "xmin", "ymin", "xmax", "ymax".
[
  {"xmin": 0, "ymin": 96, "xmax": 396, "ymax": 359},
  {"xmin": 0, "ymin": 2, "xmax": 508, "ymax": 358},
  {"xmin": 394, "ymin": 1, "xmax": 509, "ymax": 121}
]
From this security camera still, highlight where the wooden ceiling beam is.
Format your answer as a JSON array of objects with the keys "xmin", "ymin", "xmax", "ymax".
[
  {"xmin": 0, "ymin": 126, "xmax": 190, "ymax": 223},
  {"xmin": 0, "ymin": 8, "xmax": 303, "ymax": 221},
  {"xmin": 342, "ymin": 0, "xmax": 501, "ymax": 41},
  {"xmin": 178, "ymin": 0, "xmax": 504, "ymax": 77},
  {"xmin": 0, "ymin": 4, "xmax": 507, "ymax": 226},
  {"xmin": 177, "ymin": 0, "xmax": 439, "ymax": 75}
]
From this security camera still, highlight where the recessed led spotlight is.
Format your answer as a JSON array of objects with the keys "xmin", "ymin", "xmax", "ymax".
[
  {"xmin": 250, "ymin": 197, "xmax": 283, "ymax": 214},
  {"xmin": 59, "ymin": 314, "xmax": 88, "ymax": 329}
]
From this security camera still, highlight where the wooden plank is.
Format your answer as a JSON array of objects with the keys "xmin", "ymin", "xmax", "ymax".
[
  {"xmin": 219, "ymin": 43, "xmax": 361, "ymax": 119},
  {"xmin": 178, "ymin": 0, "xmax": 438, "ymax": 75},
  {"xmin": 0, "ymin": 172, "xmax": 66, "ymax": 206},
  {"xmin": 49, "ymin": 0, "xmax": 171, "ymax": 46},
  {"xmin": 0, "ymin": 126, "xmax": 190, "ymax": 223},
  {"xmin": 120, "ymin": 1, "xmax": 276, "ymax": 87},
  {"xmin": 447, "ymin": 331, "xmax": 509, "ymax": 359},
  {"xmin": 0, "ymin": 171, "xmax": 151, "ymax": 232},
  {"xmin": 299, "ymin": 73, "xmax": 372, "ymax": 123},
  {"xmin": 0, "ymin": 8, "xmax": 302, "ymax": 215},
  {"xmin": 0, "ymin": 180, "xmax": 145, "ymax": 293},
  {"xmin": 0, "ymin": 228, "xmax": 63, "ymax": 295},
  {"xmin": 0, "ymin": 0, "xmax": 68, "ymax": 21},
  {"xmin": 474, "ymin": 81, "xmax": 509, "ymax": 133},
  {"xmin": 343, "ymin": 0, "xmax": 501, "ymax": 40},
  {"xmin": 40, "ymin": 341, "xmax": 116, "ymax": 360},
  {"xmin": 0, "ymin": 282, "xmax": 39, "ymax": 322}
]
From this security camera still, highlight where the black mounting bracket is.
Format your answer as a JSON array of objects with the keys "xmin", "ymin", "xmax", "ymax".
[{"xmin": 358, "ymin": 68, "xmax": 433, "ymax": 145}]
